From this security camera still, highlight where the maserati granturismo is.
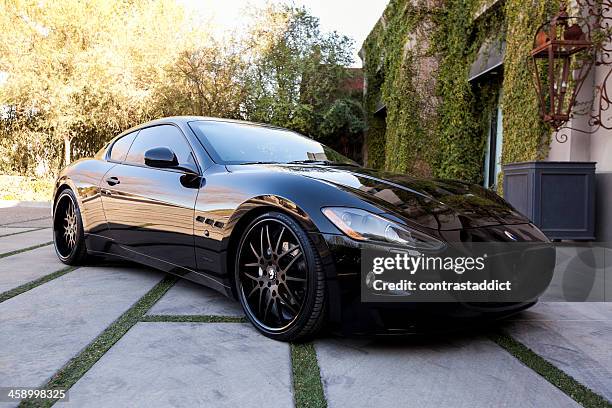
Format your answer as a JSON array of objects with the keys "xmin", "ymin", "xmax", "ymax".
[{"xmin": 52, "ymin": 117, "xmax": 553, "ymax": 341}]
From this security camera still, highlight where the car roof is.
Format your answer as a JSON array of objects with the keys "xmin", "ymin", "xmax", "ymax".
[{"xmin": 119, "ymin": 116, "xmax": 289, "ymax": 137}]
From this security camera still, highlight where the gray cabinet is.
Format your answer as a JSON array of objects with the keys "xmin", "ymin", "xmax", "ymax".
[{"xmin": 503, "ymin": 161, "xmax": 596, "ymax": 240}]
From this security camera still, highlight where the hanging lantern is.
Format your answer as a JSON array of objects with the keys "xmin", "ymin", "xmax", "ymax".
[{"xmin": 530, "ymin": 4, "xmax": 594, "ymax": 130}]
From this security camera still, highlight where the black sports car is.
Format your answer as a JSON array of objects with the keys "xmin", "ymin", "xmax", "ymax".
[{"xmin": 53, "ymin": 116, "xmax": 552, "ymax": 341}]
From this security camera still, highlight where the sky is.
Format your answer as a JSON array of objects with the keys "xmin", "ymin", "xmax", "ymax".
[{"xmin": 179, "ymin": 0, "xmax": 390, "ymax": 67}]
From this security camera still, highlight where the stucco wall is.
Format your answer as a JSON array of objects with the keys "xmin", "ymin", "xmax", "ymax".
[{"xmin": 547, "ymin": 55, "xmax": 612, "ymax": 240}]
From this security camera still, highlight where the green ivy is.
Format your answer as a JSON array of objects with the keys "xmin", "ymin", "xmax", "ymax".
[
  {"xmin": 432, "ymin": 0, "xmax": 487, "ymax": 182},
  {"xmin": 362, "ymin": 0, "xmax": 556, "ymax": 187},
  {"xmin": 362, "ymin": 18, "xmax": 389, "ymax": 170},
  {"xmin": 502, "ymin": 0, "xmax": 559, "ymax": 165},
  {"xmin": 363, "ymin": 0, "xmax": 433, "ymax": 174}
]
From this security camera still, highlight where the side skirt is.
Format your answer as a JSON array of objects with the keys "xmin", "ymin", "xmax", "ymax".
[{"xmin": 85, "ymin": 233, "xmax": 233, "ymax": 297}]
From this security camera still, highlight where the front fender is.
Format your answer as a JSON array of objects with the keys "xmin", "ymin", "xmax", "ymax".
[{"xmin": 224, "ymin": 194, "xmax": 317, "ymax": 239}]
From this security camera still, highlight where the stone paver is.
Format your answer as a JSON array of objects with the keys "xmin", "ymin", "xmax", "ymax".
[
  {"xmin": 542, "ymin": 245, "xmax": 607, "ymax": 302},
  {"xmin": 0, "ymin": 205, "xmax": 51, "ymax": 226},
  {"xmin": 505, "ymin": 302, "xmax": 612, "ymax": 402},
  {"xmin": 0, "ymin": 245, "xmax": 66, "ymax": 293},
  {"xmin": 315, "ymin": 336, "xmax": 579, "ymax": 408},
  {"xmin": 604, "ymin": 247, "xmax": 611, "ymax": 303},
  {"xmin": 6, "ymin": 218, "xmax": 52, "ymax": 228},
  {"xmin": 57, "ymin": 323, "xmax": 293, "ymax": 408},
  {"xmin": 147, "ymin": 279, "xmax": 244, "ymax": 317},
  {"xmin": 0, "ymin": 266, "xmax": 164, "ymax": 392},
  {"xmin": 0, "ymin": 228, "xmax": 52, "ymax": 255},
  {"xmin": 0, "ymin": 227, "xmax": 38, "ymax": 237}
]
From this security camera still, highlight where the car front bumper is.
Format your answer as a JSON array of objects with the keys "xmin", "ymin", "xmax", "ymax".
[{"xmin": 311, "ymin": 228, "xmax": 548, "ymax": 335}]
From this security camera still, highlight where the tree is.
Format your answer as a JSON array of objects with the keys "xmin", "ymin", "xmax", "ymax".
[
  {"xmin": 0, "ymin": 1, "xmax": 364, "ymax": 174},
  {"xmin": 153, "ymin": 41, "xmax": 249, "ymax": 119},
  {"xmin": 243, "ymin": 4, "xmax": 365, "ymax": 153},
  {"xmin": 0, "ymin": 0, "xmax": 208, "ymax": 172}
]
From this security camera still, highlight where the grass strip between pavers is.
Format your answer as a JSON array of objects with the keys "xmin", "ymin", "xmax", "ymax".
[
  {"xmin": 490, "ymin": 332, "xmax": 612, "ymax": 408},
  {"xmin": 0, "ymin": 266, "xmax": 77, "ymax": 304},
  {"xmin": 0, "ymin": 241, "xmax": 53, "ymax": 259},
  {"xmin": 141, "ymin": 314, "xmax": 246, "ymax": 323},
  {"xmin": 19, "ymin": 275, "xmax": 177, "ymax": 408},
  {"xmin": 291, "ymin": 343, "xmax": 327, "ymax": 408},
  {"xmin": 0, "ymin": 227, "xmax": 46, "ymax": 238}
]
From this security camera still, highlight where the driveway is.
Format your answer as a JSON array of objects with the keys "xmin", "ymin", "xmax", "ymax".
[{"xmin": 0, "ymin": 203, "xmax": 610, "ymax": 407}]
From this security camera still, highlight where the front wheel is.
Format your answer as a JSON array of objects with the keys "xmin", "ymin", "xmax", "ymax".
[
  {"xmin": 235, "ymin": 212, "xmax": 326, "ymax": 342},
  {"xmin": 53, "ymin": 188, "xmax": 88, "ymax": 265}
]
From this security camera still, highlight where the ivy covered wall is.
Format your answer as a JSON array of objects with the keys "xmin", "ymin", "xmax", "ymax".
[
  {"xmin": 361, "ymin": 0, "xmax": 557, "ymax": 186},
  {"xmin": 362, "ymin": 0, "xmax": 435, "ymax": 174},
  {"xmin": 502, "ymin": 0, "xmax": 559, "ymax": 167}
]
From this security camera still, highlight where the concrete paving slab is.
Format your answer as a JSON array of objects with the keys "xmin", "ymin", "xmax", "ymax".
[
  {"xmin": 0, "ymin": 245, "xmax": 67, "ymax": 293},
  {"xmin": 0, "ymin": 201, "xmax": 51, "ymax": 209},
  {"xmin": 0, "ymin": 227, "xmax": 37, "ymax": 237},
  {"xmin": 147, "ymin": 279, "xmax": 244, "ymax": 317},
  {"xmin": 505, "ymin": 302, "xmax": 612, "ymax": 402},
  {"xmin": 605, "ymin": 247, "xmax": 611, "ymax": 303},
  {"xmin": 6, "ymin": 218, "xmax": 51, "ymax": 228},
  {"xmin": 510, "ymin": 302, "xmax": 612, "ymax": 321},
  {"xmin": 542, "ymin": 245, "xmax": 606, "ymax": 302},
  {"xmin": 0, "ymin": 228, "xmax": 52, "ymax": 255},
  {"xmin": 0, "ymin": 266, "xmax": 164, "ymax": 392},
  {"xmin": 57, "ymin": 323, "xmax": 293, "ymax": 408},
  {"xmin": 315, "ymin": 336, "xmax": 579, "ymax": 408},
  {"xmin": 0, "ymin": 206, "xmax": 50, "ymax": 226}
]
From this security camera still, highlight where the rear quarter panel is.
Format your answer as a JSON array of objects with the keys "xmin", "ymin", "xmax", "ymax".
[{"xmin": 55, "ymin": 158, "xmax": 115, "ymax": 235}]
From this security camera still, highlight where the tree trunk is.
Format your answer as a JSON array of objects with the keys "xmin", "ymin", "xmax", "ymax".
[{"xmin": 64, "ymin": 135, "xmax": 71, "ymax": 166}]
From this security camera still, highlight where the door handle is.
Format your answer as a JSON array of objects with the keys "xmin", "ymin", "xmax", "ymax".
[{"xmin": 105, "ymin": 176, "xmax": 120, "ymax": 186}]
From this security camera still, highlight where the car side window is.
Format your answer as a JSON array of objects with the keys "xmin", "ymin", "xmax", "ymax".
[
  {"xmin": 109, "ymin": 132, "xmax": 137, "ymax": 162},
  {"xmin": 124, "ymin": 125, "xmax": 198, "ymax": 173}
]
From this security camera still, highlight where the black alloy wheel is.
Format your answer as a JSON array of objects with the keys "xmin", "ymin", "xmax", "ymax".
[
  {"xmin": 53, "ymin": 189, "xmax": 88, "ymax": 265},
  {"xmin": 235, "ymin": 212, "xmax": 326, "ymax": 341}
]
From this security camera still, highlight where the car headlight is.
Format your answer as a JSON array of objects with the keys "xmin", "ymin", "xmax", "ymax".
[{"xmin": 322, "ymin": 207, "xmax": 445, "ymax": 251}]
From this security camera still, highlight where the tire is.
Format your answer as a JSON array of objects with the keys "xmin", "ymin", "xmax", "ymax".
[
  {"xmin": 53, "ymin": 188, "xmax": 88, "ymax": 265},
  {"xmin": 234, "ymin": 211, "xmax": 326, "ymax": 342}
]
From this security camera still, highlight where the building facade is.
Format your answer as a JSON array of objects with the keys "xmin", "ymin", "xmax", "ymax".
[{"xmin": 360, "ymin": 0, "xmax": 612, "ymax": 240}]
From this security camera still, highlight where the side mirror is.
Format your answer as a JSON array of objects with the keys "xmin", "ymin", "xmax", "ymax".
[{"xmin": 144, "ymin": 147, "xmax": 178, "ymax": 168}]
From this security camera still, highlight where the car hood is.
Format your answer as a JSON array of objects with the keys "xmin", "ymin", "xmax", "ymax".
[{"xmin": 227, "ymin": 164, "xmax": 529, "ymax": 230}]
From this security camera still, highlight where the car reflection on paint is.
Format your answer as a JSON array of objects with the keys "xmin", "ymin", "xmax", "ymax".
[{"xmin": 52, "ymin": 116, "xmax": 552, "ymax": 341}]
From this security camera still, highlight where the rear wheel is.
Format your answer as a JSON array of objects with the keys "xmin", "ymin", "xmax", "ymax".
[
  {"xmin": 235, "ymin": 212, "xmax": 326, "ymax": 342},
  {"xmin": 53, "ymin": 189, "xmax": 88, "ymax": 265}
]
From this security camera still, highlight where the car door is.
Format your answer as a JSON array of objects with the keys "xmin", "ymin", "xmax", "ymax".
[{"xmin": 101, "ymin": 124, "xmax": 201, "ymax": 270}]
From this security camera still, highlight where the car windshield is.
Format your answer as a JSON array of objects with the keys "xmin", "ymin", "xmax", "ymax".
[{"xmin": 189, "ymin": 120, "xmax": 358, "ymax": 166}]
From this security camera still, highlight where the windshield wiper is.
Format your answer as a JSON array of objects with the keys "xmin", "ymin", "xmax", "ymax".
[
  {"xmin": 287, "ymin": 160, "xmax": 359, "ymax": 167},
  {"xmin": 239, "ymin": 161, "xmax": 281, "ymax": 165},
  {"xmin": 239, "ymin": 160, "xmax": 359, "ymax": 167}
]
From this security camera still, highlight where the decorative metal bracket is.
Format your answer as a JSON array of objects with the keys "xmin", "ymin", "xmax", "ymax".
[{"xmin": 532, "ymin": 1, "xmax": 612, "ymax": 143}]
